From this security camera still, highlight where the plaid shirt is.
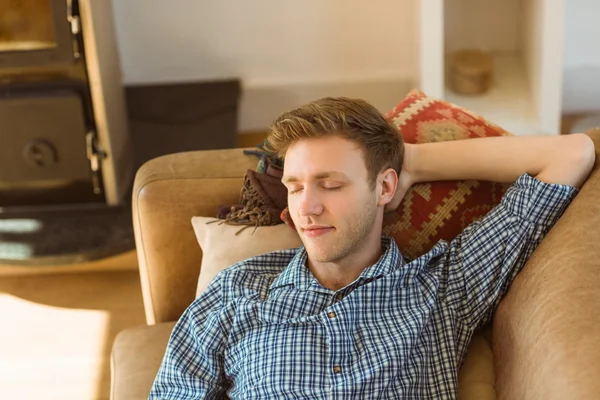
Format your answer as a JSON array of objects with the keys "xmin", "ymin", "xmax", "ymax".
[{"xmin": 150, "ymin": 174, "xmax": 577, "ymax": 399}]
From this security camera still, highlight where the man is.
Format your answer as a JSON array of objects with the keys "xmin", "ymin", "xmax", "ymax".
[{"xmin": 150, "ymin": 97, "xmax": 595, "ymax": 399}]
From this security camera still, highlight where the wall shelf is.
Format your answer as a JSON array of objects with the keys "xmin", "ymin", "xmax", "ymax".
[
  {"xmin": 419, "ymin": 0, "xmax": 565, "ymax": 135},
  {"xmin": 444, "ymin": 55, "xmax": 538, "ymax": 135}
]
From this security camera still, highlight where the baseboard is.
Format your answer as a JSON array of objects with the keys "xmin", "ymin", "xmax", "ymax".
[
  {"xmin": 239, "ymin": 78, "xmax": 415, "ymax": 132},
  {"xmin": 0, "ymin": 250, "xmax": 138, "ymax": 277}
]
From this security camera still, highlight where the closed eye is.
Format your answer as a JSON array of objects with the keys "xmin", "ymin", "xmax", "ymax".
[{"xmin": 287, "ymin": 184, "xmax": 343, "ymax": 194}]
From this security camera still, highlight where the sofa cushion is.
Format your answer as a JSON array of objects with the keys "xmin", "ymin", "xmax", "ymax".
[
  {"xmin": 381, "ymin": 89, "xmax": 511, "ymax": 259},
  {"xmin": 459, "ymin": 328, "xmax": 496, "ymax": 399},
  {"xmin": 191, "ymin": 216, "xmax": 302, "ymax": 297},
  {"xmin": 110, "ymin": 321, "xmax": 175, "ymax": 400}
]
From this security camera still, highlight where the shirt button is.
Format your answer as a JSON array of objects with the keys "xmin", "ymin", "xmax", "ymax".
[
  {"xmin": 327, "ymin": 311, "xmax": 337, "ymax": 319},
  {"xmin": 333, "ymin": 366, "xmax": 342, "ymax": 374},
  {"xmin": 335, "ymin": 293, "xmax": 344, "ymax": 301}
]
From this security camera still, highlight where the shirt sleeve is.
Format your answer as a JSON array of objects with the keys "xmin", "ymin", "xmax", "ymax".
[
  {"xmin": 149, "ymin": 274, "xmax": 231, "ymax": 399},
  {"xmin": 442, "ymin": 173, "xmax": 578, "ymax": 331}
]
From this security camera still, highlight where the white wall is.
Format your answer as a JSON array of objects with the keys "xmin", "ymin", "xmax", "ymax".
[
  {"xmin": 563, "ymin": 0, "xmax": 600, "ymax": 69},
  {"xmin": 110, "ymin": 0, "xmax": 600, "ymax": 129},
  {"xmin": 112, "ymin": 0, "xmax": 419, "ymax": 130},
  {"xmin": 562, "ymin": 0, "xmax": 600, "ymax": 113}
]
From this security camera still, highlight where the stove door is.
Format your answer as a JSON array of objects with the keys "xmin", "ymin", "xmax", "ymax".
[
  {"xmin": 0, "ymin": 87, "xmax": 101, "ymax": 207},
  {"xmin": 0, "ymin": 0, "xmax": 76, "ymax": 69}
]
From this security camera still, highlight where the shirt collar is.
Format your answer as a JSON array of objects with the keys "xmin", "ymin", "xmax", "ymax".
[
  {"xmin": 269, "ymin": 236, "xmax": 405, "ymax": 291},
  {"xmin": 269, "ymin": 249, "xmax": 313, "ymax": 291},
  {"xmin": 357, "ymin": 236, "xmax": 403, "ymax": 280}
]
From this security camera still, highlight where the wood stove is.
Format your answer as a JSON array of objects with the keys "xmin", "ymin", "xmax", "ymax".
[{"xmin": 0, "ymin": 0, "xmax": 132, "ymax": 207}]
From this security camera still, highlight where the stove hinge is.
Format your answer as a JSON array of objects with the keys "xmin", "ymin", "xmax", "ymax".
[
  {"xmin": 86, "ymin": 131, "xmax": 106, "ymax": 195},
  {"xmin": 66, "ymin": 0, "xmax": 82, "ymax": 59}
]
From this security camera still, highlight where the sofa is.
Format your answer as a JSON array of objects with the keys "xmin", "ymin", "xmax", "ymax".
[{"xmin": 111, "ymin": 130, "xmax": 600, "ymax": 400}]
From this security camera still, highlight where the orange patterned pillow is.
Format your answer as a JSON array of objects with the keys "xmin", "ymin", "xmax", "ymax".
[{"xmin": 382, "ymin": 89, "xmax": 511, "ymax": 259}]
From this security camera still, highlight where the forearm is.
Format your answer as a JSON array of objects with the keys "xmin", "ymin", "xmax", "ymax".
[{"xmin": 404, "ymin": 134, "xmax": 595, "ymax": 188}]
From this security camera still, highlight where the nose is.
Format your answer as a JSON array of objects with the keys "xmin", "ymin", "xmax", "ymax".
[{"xmin": 297, "ymin": 187, "xmax": 323, "ymax": 217}]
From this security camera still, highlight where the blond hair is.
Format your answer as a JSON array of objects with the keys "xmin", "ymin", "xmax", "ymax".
[{"xmin": 265, "ymin": 97, "xmax": 404, "ymax": 190}]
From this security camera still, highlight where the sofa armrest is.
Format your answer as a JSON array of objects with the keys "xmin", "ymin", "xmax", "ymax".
[
  {"xmin": 133, "ymin": 148, "xmax": 257, "ymax": 324},
  {"xmin": 110, "ymin": 322, "xmax": 176, "ymax": 400},
  {"xmin": 493, "ymin": 129, "xmax": 600, "ymax": 399}
]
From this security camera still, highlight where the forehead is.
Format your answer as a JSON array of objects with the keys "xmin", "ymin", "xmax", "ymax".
[{"xmin": 283, "ymin": 136, "xmax": 367, "ymax": 180}]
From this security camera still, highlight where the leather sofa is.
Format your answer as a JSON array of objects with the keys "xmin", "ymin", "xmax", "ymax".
[{"xmin": 111, "ymin": 130, "xmax": 600, "ymax": 399}]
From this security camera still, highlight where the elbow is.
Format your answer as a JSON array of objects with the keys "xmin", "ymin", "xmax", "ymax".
[{"xmin": 566, "ymin": 133, "xmax": 596, "ymax": 188}]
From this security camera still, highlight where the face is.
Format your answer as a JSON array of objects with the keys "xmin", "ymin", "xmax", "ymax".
[{"xmin": 282, "ymin": 136, "xmax": 382, "ymax": 264}]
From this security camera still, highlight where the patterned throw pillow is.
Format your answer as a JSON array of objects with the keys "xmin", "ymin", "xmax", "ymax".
[
  {"xmin": 280, "ymin": 89, "xmax": 511, "ymax": 259},
  {"xmin": 382, "ymin": 90, "xmax": 510, "ymax": 259}
]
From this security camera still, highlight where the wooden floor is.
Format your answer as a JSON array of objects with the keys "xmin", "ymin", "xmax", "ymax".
[{"xmin": 0, "ymin": 270, "xmax": 145, "ymax": 400}]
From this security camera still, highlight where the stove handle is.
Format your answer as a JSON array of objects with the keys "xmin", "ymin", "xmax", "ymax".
[{"xmin": 86, "ymin": 131, "xmax": 106, "ymax": 195}]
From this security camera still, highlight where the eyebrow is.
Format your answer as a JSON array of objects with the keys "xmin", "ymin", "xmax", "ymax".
[{"xmin": 282, "ymin": 171, "xmax": 347, "ymax": 184}]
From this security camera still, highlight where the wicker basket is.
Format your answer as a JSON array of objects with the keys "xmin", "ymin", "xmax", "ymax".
[{"xmin": 449, "ymin": 49, "xmax": 493, "ymax": 95}]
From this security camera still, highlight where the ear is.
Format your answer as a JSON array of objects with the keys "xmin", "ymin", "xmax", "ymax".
[{"xmin": 376, "ymin": 168, "xmax": 398, "ymax": 207}]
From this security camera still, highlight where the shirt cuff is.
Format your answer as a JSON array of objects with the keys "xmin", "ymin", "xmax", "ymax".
[{"xmin": 501, "ymin": 173, "xmax": 579, "ymax": 227}]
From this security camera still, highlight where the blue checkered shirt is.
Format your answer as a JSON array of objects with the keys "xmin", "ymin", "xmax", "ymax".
[{"xmin": 150, "ymin": 174, "xmax": 577, "ymax": 399}]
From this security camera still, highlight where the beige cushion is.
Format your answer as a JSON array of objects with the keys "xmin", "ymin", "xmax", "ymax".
[{"xmin": 191, "ymin": 216, "xmax": 302, "ymax": 297}]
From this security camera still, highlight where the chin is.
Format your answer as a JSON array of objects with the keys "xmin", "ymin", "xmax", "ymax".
[
  {"xmin": 306, "ymin": 245, "xmax": 345, "ymax": 264},
  {"xmin": 304, "ymin": 244, "xmax": 330, "ymax": 262}
]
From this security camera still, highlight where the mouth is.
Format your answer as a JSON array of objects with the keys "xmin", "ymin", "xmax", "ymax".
[{"xmin": 302, "ymin": 226, "xmax": 334, "ymax": 238}]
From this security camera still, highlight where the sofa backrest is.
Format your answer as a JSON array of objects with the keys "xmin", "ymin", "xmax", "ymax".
[{"xmin": 133, "ymin": 147, "xmax": 256, "ymax": 324}]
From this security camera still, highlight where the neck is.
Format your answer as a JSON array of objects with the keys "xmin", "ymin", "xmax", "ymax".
[{"xmin": 307, "ymin": 232, "xmax": 383, "ymax": 291}]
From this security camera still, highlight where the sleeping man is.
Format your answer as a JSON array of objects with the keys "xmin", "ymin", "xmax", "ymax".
[{"xmin": 149, "ymin": 97, "xmax": 594, "ymax": 399}]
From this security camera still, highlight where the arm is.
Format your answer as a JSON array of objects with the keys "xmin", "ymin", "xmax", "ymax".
[
  {"xmin": 149, "ymin": 276, "xmax": 229, "ymax": 399},
  {"xmin": 388, "ymin": 134, "xmax": 595, "ymax": 211},
  {"xmin": 397, "ymin": 134, "xmax": 593, "ymax": 330},
  {"xmin": 406, "ymin": 133, "xmax": 595, "ymax": 187},
  {"xmin": 442, "ymin": 175, "xmax": 578, "ymax": 330}
]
